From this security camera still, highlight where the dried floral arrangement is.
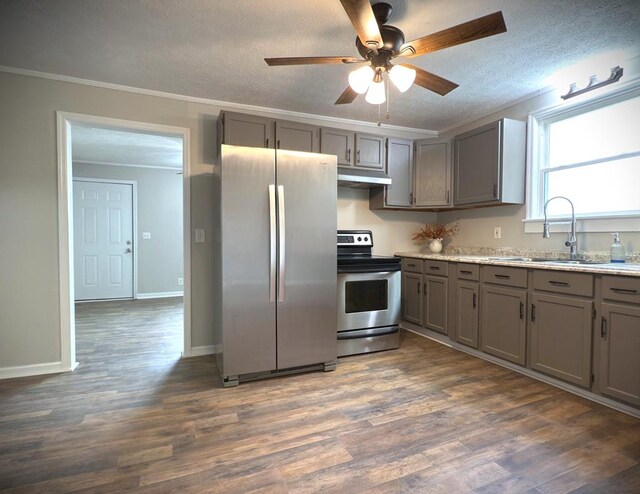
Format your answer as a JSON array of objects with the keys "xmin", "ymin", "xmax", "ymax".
[{"xmin": 412, "ymin": 221, "xmax": 459, "ymax": 242}]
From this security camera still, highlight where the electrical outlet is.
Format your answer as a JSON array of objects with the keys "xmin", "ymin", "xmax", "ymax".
[
  {"xmin": 494, "ymin": 227, "xmax": 502, "ymax": 239},
  {"xmin": 195, "ymin": 228, "xmax": 206, "ymax": 244},
  {"xmin": 178, "ymin": 277, "xmax": 183, "ymax": 286},
  {"xmin": 142, "ymin": 232, "xmax": 151, "ymax": 239}
]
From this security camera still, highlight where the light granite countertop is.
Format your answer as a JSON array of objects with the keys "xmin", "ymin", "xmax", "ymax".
[{"xmin": 395, "ymin": 249, "xmax": 640, "ymax": 277}]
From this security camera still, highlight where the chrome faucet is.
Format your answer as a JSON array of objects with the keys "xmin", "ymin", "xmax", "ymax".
[{"xmin": 543, "ymin": 196, "xmax": 578, "ymax": 260}]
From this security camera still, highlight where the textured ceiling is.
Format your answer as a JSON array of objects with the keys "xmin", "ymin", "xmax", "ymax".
[
  {"xmin": 71, "ymin": 124, "xmax": 183, "ymax": 169},
  {"xmin": 1, "ymin": 1, "xmax": 639, "ymax": 131}
]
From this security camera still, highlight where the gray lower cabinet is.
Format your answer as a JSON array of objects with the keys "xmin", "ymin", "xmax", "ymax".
[
  {"xmin": 599, "ymin": 303, "xmax": 640, "ymax": 407},
  {"xmin": 414, "ymin": 139, "xmax": 451, "ymax": 208},
  {"xmin": 220, "ymin": 111, "xmax": 275, "ymax": 149},
  {"xmin": 422, "ymin": 274, "xmax": 448, "ymax": 334},
  {"xmin": 453, "ymin": 118, "xmax": 526, "ymax": 207},
  {"xmin": 530, "ymin": 293, "xmax": 593, "ymax": 387},
  {"xmin": 480, "ymin": 285, "xmax": 527, "ymax": 365},
  {"xmin": 402, "ymin": 271, "xmax": 422, "ymax": 325},
  {"xmin": 275, "ymin": 120, "xmax": 319, "ymax": 153},
  {"xmin": 455, "ymin": 280, "xmax": 479, "ymax": 348},
  {"xmin": 320, "ymin": 128, "xmax": 353, "ymax": 166}
]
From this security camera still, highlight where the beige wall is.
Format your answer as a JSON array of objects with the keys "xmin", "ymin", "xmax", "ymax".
[{"xmin": 0, "ymin": 70, "xmax": 433, "ymax": 371}]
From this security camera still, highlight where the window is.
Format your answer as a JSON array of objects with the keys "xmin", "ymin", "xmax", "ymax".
[{"xmin": 527, "ymin": 84, "xmax": 640, "ymax": 229}]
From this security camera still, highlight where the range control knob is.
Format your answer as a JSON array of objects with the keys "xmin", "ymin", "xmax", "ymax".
[{"xmin": 357, "ymin": 236, "xmax": 362, "ymax": 241}]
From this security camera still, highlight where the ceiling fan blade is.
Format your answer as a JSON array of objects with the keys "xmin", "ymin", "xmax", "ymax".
[
  {"xmin": 335, "ymin": 86, "xmax": 359, "ymax": 105},
  {"xmin": 400, "ymin": 11, "xmax": 507, "ymax": 58},
  {"xmin": 401, "ymin": 64, "xmax": 458, "ymax": 96},
  {"xmin": 339, "ymin": 0, "xmax": 383, "ymax": 49},
  {"xmin": 265, "ymin": 56, "xmax": 359, "ymax": 66}
]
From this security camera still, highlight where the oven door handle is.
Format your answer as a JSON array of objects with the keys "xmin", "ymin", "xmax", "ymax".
[
  {"xmin": 337, "ymin": 327, "xmax": 399, "ymax": 340},
  {"xmin": 337, "ymin": 265, "xmax": 401, "ymax": 274}
]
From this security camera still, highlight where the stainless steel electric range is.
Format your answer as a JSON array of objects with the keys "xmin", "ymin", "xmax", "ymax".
[{"xmin": 337, "ymin": 230, "xmax": 401, "ymax": 357}]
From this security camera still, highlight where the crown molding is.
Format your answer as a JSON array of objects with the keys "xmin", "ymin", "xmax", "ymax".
[
  {"xmin": 0, "ymin": 65, "xmax": 438, "ymax": 137},
  {"xmin": 73, "ymin": 159, "xmax": 182, "ymax": 171}
]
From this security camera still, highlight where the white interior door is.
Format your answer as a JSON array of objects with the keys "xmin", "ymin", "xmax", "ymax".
[{"xmin": 73, "ymin": 180, "xmax": 134, "ymax": 301}]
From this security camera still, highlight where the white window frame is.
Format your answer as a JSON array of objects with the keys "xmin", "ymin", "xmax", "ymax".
[{"xmin": 524, "ymin": 79, "xmax": 640, "ymax": 234}]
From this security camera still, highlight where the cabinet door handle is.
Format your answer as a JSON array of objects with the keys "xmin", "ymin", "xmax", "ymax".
[
  {"xmin": 417, "ymin": 281, "xmax": 420, "ymax": 294},
  {"xmin": 423, "ymin": 283, "xmax": 427, "ymax": 296},
  {"xmin": 266, "ymin": 138, "xmax": 270, "ymax": 148},
  {"xmin": 519, "ymin": 301, "xmax": 524, "ymax": 320},
  {"xmin": 611, "ymin": 287, "xmax": 638, "ymax": 294},
  {"xmin": 277, "ymin": 139, "xmax": 281, "ymax": 149},
  {"xmin": 347, "ymin": 148, "xmax": 351, "ymax": 162},
  {"xmin": 494, "ymin": 274, "xmax": 510, "ymax": 279},
  {"xmin": 409, "ymin": 192, "xmax": 414, "ymax": 204},
  {"xmin": 549, "ymin": 280, "xmax": 569, "ymax": 287},
  {"xmin": 446, "ymin": 190, "xmax": 450, "ymax": 203},
  {"xmin": 531, "ymin": 303, "xmax": 536, "ymax": 322},
  {"xmin": 356, "ymin": 149, "xmax": 361, "ymax": 163},
  {"xmin": 600, "ymin": 317, "xmax": 607, "ymax": 338},
  {"xmin": 472, "ymin": 293, "xmax": 477, "ymax": 308},
  {"xmin": 493, "ymin": 184, "xmax": 498, "ymax": 198}
]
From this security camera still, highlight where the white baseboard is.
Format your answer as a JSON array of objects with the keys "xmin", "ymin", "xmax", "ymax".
[
  {"xmin": 188, "ymin": 345, "xmax": 216, "ymax": 357},
  {"xmin": 0, "ymin": 361, "xmax": 74, "ymax": 380},
  {"xmin": 136, "ymin": 291, "xmax": 184, "ymax": 300}
]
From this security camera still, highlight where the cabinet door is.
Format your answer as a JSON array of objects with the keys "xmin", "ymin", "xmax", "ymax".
[
  {"xmin": 402, "ymin": 272, "xmax": 422, "ymax": 325},
  {"xmin": 599, "ymin": 303, "xmax": 640, "ymax": 406},
  {"xmin": 530, "ymin": 293, "xmax": 592, "ymax": 387},
  {"xmin": 222, "ymin": 112, "xmax": 275, "ymax": 149},
  {"xmin": 456, "ymin": 280, "xmax": 479, "ymax": 348},
  {"xmin": 454, "ymin": 121, "xmax": 500, "ymax": 205},
  {"xmin": 423, "ymin": 275, "xmax": 448, "ymax": 334},
  {"xmin": 355, "ymin": 134, "xmax": 385, "ymax": 170},
  {"xmin": 276, "ymin": 121, "xmax": 320, "ymax": 153},
  {"xmin": 480, "ymin": 285, "xmax": 526, "ymax": 365},
  {"xmin": 320, "ymin": 128, "xmax": 354, "ymax": 166},
  {"xmin": 385, "ymin": 138, "xmax": 413, "ymax": 207},
  {"xmin": 415, "ymin": 139, "xmax": 451, "ymax": 207}
]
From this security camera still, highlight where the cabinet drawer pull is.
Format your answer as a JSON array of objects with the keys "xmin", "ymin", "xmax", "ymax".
[
  {"xmin": 519, "ymin": 301, "xmax": 524, "ymax": 320},
  {"xmin": 611, "ymin": 287, "xmax": 638, "ymax": 294},
  {"xmin": 601, "ymin": 317, "xmax": 607, "ymax": 338},
  {"xmin": 472, "ymin": 293, "xmax": 477, "ymax": 308},
  {"xmin": 429, "ymin": 266, "xmax": 440, "ymax": 271},
  {"xmin": 531, "ymin": 303, "xmax": 536, "ymax": 322},
  {"xmin": 494, "ymin": 274, "xmax": 510, "ymax": 279},
  {"xmin": 407, "ymin": 263, "xmax": 416, "ymax": 268},
  {"xmin": 548, "ymin": 280, "xmax": 570, "ymax": 287},
  {"xmin": 460, "ymin": 270, "xmax": 472, "ymax": 275}
]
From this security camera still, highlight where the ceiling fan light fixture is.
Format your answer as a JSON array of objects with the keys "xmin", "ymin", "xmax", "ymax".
[
  {"xmin": 389, "ymin": 65, "xmax": 416, "ymax": 92},
  {"xmin": 365, "ymin": 77, "xmax": 386, "ymax": 105},
  {"xmin": 348, "ymin": 65, "xmax": 374, "ymax": 94}
]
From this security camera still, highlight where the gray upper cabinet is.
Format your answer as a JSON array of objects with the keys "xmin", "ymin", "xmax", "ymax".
[
  {"xmin": 220, "ymin": 111, "xmax": 275, "ymax": 149},
  {"xmin": 355, "ymin": 133, "xmax": 385, "ymax": 170},
  {"xmin": 320, "ymin": 128, "xmax": 354, "ymax": 166},
  {"xmin": 276, "ymin": 120, "xmax": 320, "ymax": 153},
  {"xmin": 453, "ymin": 118, "xmax": 526, "ymax": 206},
  {"xmin": 385, "ymin": 138, "xmax": 414, "ymax": 207},
  {"xmin": 414, "ymin": 139, "xmax": 451, "ymax": 208}
]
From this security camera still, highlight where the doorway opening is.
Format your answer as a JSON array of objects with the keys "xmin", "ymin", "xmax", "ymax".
[{"xmin": 57, "ymin": 112, "xmax": 191, "ymax": 371}]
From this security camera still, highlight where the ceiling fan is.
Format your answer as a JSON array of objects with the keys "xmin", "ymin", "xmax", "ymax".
[{"xmin": 265, "ymin": 0, "xmax": 507, "ymax": 107}]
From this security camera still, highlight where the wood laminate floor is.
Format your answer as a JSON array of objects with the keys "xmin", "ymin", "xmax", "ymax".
[{"xmin": 1, "ymin": 298, "xmax": 639, "ymax": 493}]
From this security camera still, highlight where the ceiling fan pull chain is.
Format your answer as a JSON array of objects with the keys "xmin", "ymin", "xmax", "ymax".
[
  {"xmin": 377, "ymin": 104, "xmax": 381, "ymax": 127},
  {"xmin": 386, "ymin": 74, "xmax": 391, "ymax": 120}
]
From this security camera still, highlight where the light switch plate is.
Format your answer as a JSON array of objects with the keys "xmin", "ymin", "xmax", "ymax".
[
  {"xmin": 195, "ymin": 228, "xmax": 206, "ymax": 244},
  {"xmin": 142, "ymin": 232, "xmax": 151, "ymax": 239}
]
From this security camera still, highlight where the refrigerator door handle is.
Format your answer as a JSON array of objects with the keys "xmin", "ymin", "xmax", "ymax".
[
  {"xmin": 268, "ymin": 184, "xmax": 276, "ymax": 303},
  {"xmin": 277, "ymin": 185, "xmax": 286, "ymax": 302}
]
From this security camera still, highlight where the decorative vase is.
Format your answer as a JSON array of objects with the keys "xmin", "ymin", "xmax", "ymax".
[{"xmin": 428, "ymin": 238, "xmax": 443, "ymax": 254}]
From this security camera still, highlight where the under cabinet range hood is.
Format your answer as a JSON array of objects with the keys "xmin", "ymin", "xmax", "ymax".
[{"xmin": 337, "ymin": 166, "xmax": 392, "ymax": 188}]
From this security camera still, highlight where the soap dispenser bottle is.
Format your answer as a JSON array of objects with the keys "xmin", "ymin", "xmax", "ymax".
[{"xmin": 610, "ymin": 233, "xmax": 626, "ymax": 263}]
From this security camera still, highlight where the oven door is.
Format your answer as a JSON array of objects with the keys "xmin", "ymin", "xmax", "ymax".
[{"xmin": 337, "ymin": 270, "xmax": 400, "ymax": 332}]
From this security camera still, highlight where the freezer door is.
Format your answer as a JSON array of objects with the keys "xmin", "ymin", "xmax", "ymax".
[
  {"xmin": 220, "ymin": 145, "xmax": 277, "ymax": 376},
  {"xmin": 276, "ymin": 150, "xmax": 338, "ymax": 369}
]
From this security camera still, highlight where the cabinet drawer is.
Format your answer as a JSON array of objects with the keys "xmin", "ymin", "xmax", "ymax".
[
  {"xmin": 532, "ymin": 270, "xmax": 593, "ymax": 297},
  {"xmin": 602, "ymin": 275, "xmax": 640, "ymax": 304},
  {"xmin": 482, "ymin": 265, "xmax": 527, "ymax": 288},
  {"xmin": 402, "ymin": 258, "xmax": 422, "ymax": 274},
  {"xmin": 457, "ymin": 263, "xmax": 479, "ymax": 281},
  {"xmin": 424, "ymin": 260, "xmax": 448, "ymax": 276}
]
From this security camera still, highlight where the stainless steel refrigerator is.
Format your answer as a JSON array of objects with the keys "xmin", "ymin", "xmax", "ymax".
[{"xmin": 213, "ymin": 144, "xmax": 337, "ymax": 387}]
